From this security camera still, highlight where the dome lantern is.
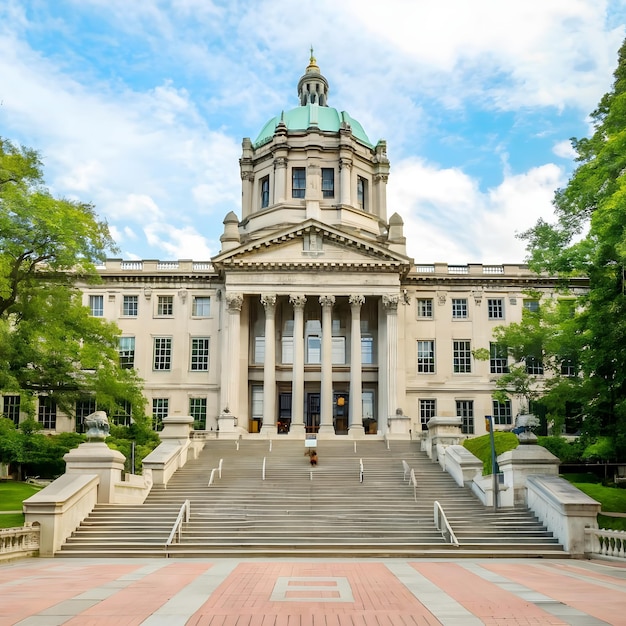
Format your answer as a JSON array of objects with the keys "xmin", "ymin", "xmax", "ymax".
[{"xmin": 297, "ymin": 48, "xmax": 329, "ymax": 107}]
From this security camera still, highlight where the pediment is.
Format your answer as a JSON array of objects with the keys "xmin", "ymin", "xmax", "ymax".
[{"xmin": 212, "ymin": 220, "xmax": 412, "ymax": 275}]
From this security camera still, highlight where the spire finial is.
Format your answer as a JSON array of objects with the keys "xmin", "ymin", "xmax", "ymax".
[{"xmin": 306, "ymin": 47, "xmax": 319, "ymax": 74}]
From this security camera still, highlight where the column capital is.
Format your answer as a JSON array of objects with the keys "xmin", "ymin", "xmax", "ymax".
[
  {"xmin": 382, "ymin": 294, "xmax": 400, "ymax": 311},
  {"xmin": 339, "ymin": 157, "xmax": 353, "ymax": 170},
  {"xmin": 319, "ymin": 294, "xmax": 336, "ymax": 308},
  {"xmin": 289, "ymin": 294, "xmax": 307, "ymax": 310},
  {"xmin": 226, "ymin": 293, "xmax": 243, "ymax": 312},
  {"xmin": 274, "ymin": 156, "xmax": 288, "ymax": 169},
  {"xmin": 349, "ymin": 294, "xmax": 365, "ymax": 308},
  {"xmin": 260, "ymin": 294, "xmax": 277, "ymax": 310},
  {"xmin": 241, "ymin": 171, "xmax": 255, "ymax": 182}
]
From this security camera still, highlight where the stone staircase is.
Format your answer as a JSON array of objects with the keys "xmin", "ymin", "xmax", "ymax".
[{"xmin": 57, "ymin": 439, "xmax": 568, "ymax": 558}]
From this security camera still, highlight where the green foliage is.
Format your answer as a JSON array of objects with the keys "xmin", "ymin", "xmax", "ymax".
[
  {"xmin": 463, "ymin": 431, "xmax": 519, "ymax": 474},
  {"xmin": 581, "ymin": 436, "xmax": 617, "ymax": 462},
  {"xmin": 537, "ymin": 436, "xmax": 583, "ymax": 463},
  {"xmin": 106, "ymin": 421, "xmax": 160, "ymax": 474},
  {"xmin": 518, "ymin": 41, "xmax": 626, "ymax": 457},
  {"xmin": 0, "ymin": 137, "xmax": 146, "ymax": 424}
]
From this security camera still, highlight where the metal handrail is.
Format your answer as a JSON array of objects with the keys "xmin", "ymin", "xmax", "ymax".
[
  {"xmin": 402, "ymin": 460, "xmax": 410, "ymax": 481},
  {"xmin": 165, "ymin": 500, "xmax": 190, "ymax": 548},
  {"xmin": 433, "ymin": 501, "xmax": 459, "ymax": 547},
  {"xmin": 262, "ymin": 457, "xmax": 266, "ymax": 480},
  {"xmin": 359, "ymin": 458, "xmax": 364, "ymax": 483},
  {"xmin": 409, "ymin": 469, "xmax": 417, "ymax": 502}
]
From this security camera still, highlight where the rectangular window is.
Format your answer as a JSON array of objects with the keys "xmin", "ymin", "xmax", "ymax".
[
  {"xmin": 525, "ymin": 355, "xmax": 544, "ymax": 375},
  {"xmin": 153, "ymin": 337, "xmax": 172, "ymax": 371},
  {"xmin": 112, "ymin": 400, "xmax": 131, "ymax": 426},
  {"xmin": 452, "ymin": 298, "xmax": 468, "ymax": 319},
  {"xmin": 192, "ymin": 296, "xmax": 210, "ymax": 317},
  {"xmin": 189, "ymin": 397, "xmax": 207, "ymax": 429},
  {"xmin": 307, "ymin": 336, "xmax": 321, "ymax": 364},
  {"xmin": 251, "ymin": 386, "xmax": 264, "ymax": 420},
  {"xmin": 561, "ymin": 357, "xmax": 576, "ymax": 377},
  {"xmin": 321, "ymin": 168, "xmax": 334, "ymax": 198},
  {"xmin": 417, "ymin": 298, "xmax": 433, "ymax": 318},
  {"xmin": 492, "ymin": 399, "xmax": 512, "ymax": 425},
  {"xmin": 260, "ymin": 175, "xmax": 270, "ymax": 208},
  {"xmin": 2, "ymin": 395, "xmax": 20, "ymax": 425},
  {"xmin": 488, "ymin": 298, "xmax": 504, "ymax": 319},
  {"xmin": 357, "ymin": 176, "xmax": 367, "ymax": 211},
  {"xmin": 419, "ymin": 399, "xmax": 436, "ymax": 431},
  {"xmin": 457, "ymin": 400, "xmax": 474, "ymax": 434},
  {"xmin": 38, "ymin": 396, "xmax": 57, "ymax": 429},
  {"xmin": 292, "ymin": 167, "xmax": 306, "ymax": 198},
  {"xmin": 523, "ymin": 299, "xmax": 539, "ymax": 313},
  {"xmin": 417, "ymin": 340, "xmax": 435, "ymax": 373},
  {"xmin": 75, "ymin": 397, "xmax": 96, "ymax": 433},
  {"xmin": 332, "ymin": 336, "xmax": 345, "ymax": 365},
  {"xmin": 118, "ymin": 336, "xmax": 135, "ymax": 369},
  {"xmin": 255, "ymin": 336, "xmax": 265, "ymax": 364},
  {"xmin": 157, "ymin": 295, "xmax": 173, "ymax": 316},
  {"xmin": 361, "ymin": 336, "xmax": 374, "ymax": 365},
  {"xmin": 453, "ymin": 340, "xmax": 472, "ymax": 373},
  {"xmin": 490, "ymin": 342, "xmax": 508, "ymax": 374},
  {"xmin": 190, "ymin": 337, "xmax": 210, "ymax": 371},
  {"xmin": 282, "ymin": 336, "xmax": 293, "ymax": 364},
  {"xmin": 152, "ymin": 398, "xmax": 168, "ymax": 431},
  {"xmin": 122, "ymin": 295, "xmax": 138, "ymax": 317},
  {"xmin": 89, "ymin": 295, "xmax": 103, "ymax": 317}
]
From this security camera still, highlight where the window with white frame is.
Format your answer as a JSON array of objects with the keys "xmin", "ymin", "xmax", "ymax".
[
  {"xmin": 157, "ymin": 295, "xmax": 173, "ymax": 316},
  {"xmin": 453, "ymin": 340, "xmax": 472, "ymax": 373},
  {"xmin": 417, "ymin": 298, "xmax": 433, "ymax": 319},
  {"xmin": 192, "ymin": 296, "xmax": 210, "ymax": 317},
  {"xmin": 525, "ymin": 354, "xmax": 544, "ymax": 375},
  {"xmin": 251, "ymin": 386, "xmax": 264, "ymax": 421},
  {"xmin": 361, "ymin": 336, "xmax": 374, "ymax": 364},
  {"xmin": 321, "ymin": 168, "xmax": 334, "ymax": 198},
  {"xmin": 292, "ymin": 167, "xmax": 306, "ymax": 198},
  {"xmin": 3, "ymin": 395, "xmax": 20, "ymax": 425},
  {"xmin": 75, "ymin": 397, "xmax": 96, "ymax": 433},
  {"xmin": 112, "ymin": 400, "xmax": 131, "ymax": 426},
  {"xmin": 417, "ymin": 340, "xmax": 435, "ymax": 373},
  {"xmin": 189, "ymin": 397, "xmax": 207, "ymax": 429},
  {"xmin": 561, "ymin": 357, "xmax": 577, "ymax": 377},
  {"xmin": 153, "ymin": 337, "xmax": 172, "ymax": 370},
  {"xmin": 523, "ymin": 299, "xmax": 539, "ymax": 313},
  {"xmin": 357, "ymin": 176, "xmax": 367, "ymax": 211},
  {"xmin": 190, "ymin": 337, "xmax": 210, "ymax": 371},
  {"xmin": 89, "ymin": 295, "xmax": 104, "ymax": 317},
  {"xmin": 118, "ymin": 336, "xmax": 135, "ymax": 369},
  {"xmin": 492, "ymin": 399, "xmax": 512, "ymax": 425},
  {"xmin": 260, "ymin": 175, "xmax": 270, "ymax": 208},
  {"xmin": 122, "ymin": 295, "xmax": 138, "ymax": 317},
  {"xmin": 38, "ymin": 396, "xmax": 57, "ymax": 429},
  {"xmin": 307, "ymin": 336, "xmax": 321, "ymax": 364},
  {"xmin": 488, "ymin": 298, "xmax": 504, "ymax": 319},
  {"xmin": 152, "ymin": 398, "xmax": 168, "ymax": 430},
  {"xmin": 490, "ymin": 342, "xmax": 508, "ymax": 374},
  {"xmin": 457, "ymin": 400, "xmax": 474, "ymax": 434},
  {"xmin": 332, "ymin": 336, "xmax": 345, "ymax": 365},
  {"xmin": 419, "ymin": 399, "xmax": 436, "ymax": 430},
  {"xmin": 452, "ymin": 298, "xmax": 468, "ymax": 319}
]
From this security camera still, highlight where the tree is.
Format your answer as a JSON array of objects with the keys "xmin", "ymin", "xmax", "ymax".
[
  {"xmin": 0, "ymin": 138, "xmax": 146, "ymax": 425},
  {"xmin": 520, "ymin": 39, "xmax": 626, "ymax": 455}
]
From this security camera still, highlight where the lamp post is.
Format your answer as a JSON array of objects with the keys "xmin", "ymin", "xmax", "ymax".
[{"xmin": 485, "ymin": 415, "xmax": 499, "ymax": 511}]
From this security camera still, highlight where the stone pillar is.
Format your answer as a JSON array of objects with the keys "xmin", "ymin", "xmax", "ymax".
[
  {"xmin": 349, "ymin": 294, "xmax": 365, "ymax": 437},
  {"xmin": 382, "ymin": 294, "xmax": 400, "ymax": 431},
  {"xmin": 260, "ymin": 294, "xmax": 277, "ymax": 436},
  {"xmin": 274, "ymin": 156, "xmax": 287, "ymax": 204},
  {"xmin": 290, "ymin": 294, "xmax": 307, "ymax": 436},
  {"xmin": 222, "ymin": 293, "xmax": 243, "ymax": 419},
  {"xmin": 340, "ymin": 157, "xmax": 352, "ymax": 205},
  {"xmin": 319, "ymin": 295, "xmax": 335, "ymax": 436}
]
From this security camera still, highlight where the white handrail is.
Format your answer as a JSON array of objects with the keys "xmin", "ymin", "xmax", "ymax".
[
  {"xmin": 433, "ymin": 501, "xmax": 459, "ymax": 547},
  {"xmin": 269, "ymin": 440, "xmax": 272, "ymax": 452},
  {"xmin": 208, "ymin": 468, "xmax": 217, "ymax": 486},
  {"xmin": 218, "ymin": 458, "xmax": 223, "ymax": 479},
  {"xmin": 402, "ymin": 460, "xmax": 410, "ymax": 481},
  {"xmin": 165, "ymin": 500, "xmax": 190, "ymax": 548},
  {"xmin": 262, "ymin": 457, "xmax": 266, "ymax": 480},
  {"xmin": 585, "ymin": 527, "xmax": 626, "ymax": 561},
  {"xmin": 354, "ymin": 441, "xmax": 357, "ymax": 454},
  {"xmin": 409, "ymin": 468, "xmax": 417, "ymax": 502},
  {"xmin": 359, "ymin": 458, "xmax": 364, "ymax": 483}
]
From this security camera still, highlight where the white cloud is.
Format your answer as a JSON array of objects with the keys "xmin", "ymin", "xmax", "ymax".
[
  {"xmin": 553, "ymin": 139, "xmax": 578, "ymax": 160},
  {"xmin": 144, "ymin": 223, "xmax": 213, "ymax": 260}
]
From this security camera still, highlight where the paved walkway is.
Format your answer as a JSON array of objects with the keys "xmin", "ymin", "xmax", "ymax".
[{"xmin": 1, "ymin": 557, "xmax": 625, "ymax": 625}]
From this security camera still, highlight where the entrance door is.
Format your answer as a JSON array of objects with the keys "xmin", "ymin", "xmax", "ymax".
[
  {"xmin": 334, "ymin": 392, "xmax": 349, "ymax": 434},
  {"xmin": 306, "ymin": 393, "xmax": 320, "ymax": 433},
  {"xmin": 278, "ymin": 393, "xmax": 292, "ymax": 434}
]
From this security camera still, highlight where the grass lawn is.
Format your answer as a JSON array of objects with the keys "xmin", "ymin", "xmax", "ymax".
[
  {"xmin": 463, "ymin": 432, "xmax": 519, "ymax": 474},
  {"xmin": 0, "ymin": 481, "xmax": 41, "ymax": 528}
]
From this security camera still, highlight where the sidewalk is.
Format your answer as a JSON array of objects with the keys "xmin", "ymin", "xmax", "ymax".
[{"xmin": 1, "ymin": 557, "xmax": 625, "ymax": 625}]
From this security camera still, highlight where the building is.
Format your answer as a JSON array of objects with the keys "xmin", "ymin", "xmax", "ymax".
[{"xmin": 7, "ymin": 55, "xmax": 587, "ymax": 438}]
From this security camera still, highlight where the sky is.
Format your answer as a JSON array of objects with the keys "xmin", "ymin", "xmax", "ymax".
[{"xmin": 1, "ymin": 0, "xmax": 625, "ymax": 265}]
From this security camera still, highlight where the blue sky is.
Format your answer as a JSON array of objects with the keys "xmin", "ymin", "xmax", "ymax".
[{"xmin": 1, "ymin": 0, "xmax": 625, "ymax": 264}]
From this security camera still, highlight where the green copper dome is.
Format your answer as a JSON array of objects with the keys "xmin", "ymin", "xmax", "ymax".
[{"xmin": 253, "ymin": 52, "xmax": 373, "ymax": 149}]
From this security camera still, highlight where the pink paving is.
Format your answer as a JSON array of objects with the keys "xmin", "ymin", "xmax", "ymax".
[
  {"xmin": 186, "ymin": 562, "xmax": 442, "ymax": 626},
  {"xmin": 0, "ymin": 563, "xmax": 140, "ymax": 626},
  {"xmin": 410, "ymin": 562, "xmax": 568, "ymax": 625},
  {"xmin": 483, "ymin": 561, "xmax": 626, "ymax": 625}
]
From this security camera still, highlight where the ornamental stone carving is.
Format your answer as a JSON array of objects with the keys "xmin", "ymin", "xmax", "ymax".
[
  {"xmin": 349, "ymin": 294, "xmax": 365, "ymax": 307},
  {"xmin": 289, "ymin": 295, "xmax": 307, "ymax": 310},
  {"xmin": 437, "ymin": 292, "xmax": 447, "ymax": 306},
  {"xmin": 260, "ymin": 294, "xmax": 277, "ymax": 310},
  {"xmin": 84, "ymin": 411, "xmax": 110, "ymax": 441},
  {"xmin": 226, "ymin": 293, "xmax": 243, "ymax": 312},
  {"xmin": 319, "ymin": 295, "xmax": 336, "ymax": 308},
  {"xmin": 382, "ymin": 294, "xmax": 399, "ymax": 311},
  {"xmin": 274, "ymin": 157, "xmax": 288, "ymax": 169},
  {"xmin": 339, "ymin": 157, "xmax": 352, "ymax": 171}
]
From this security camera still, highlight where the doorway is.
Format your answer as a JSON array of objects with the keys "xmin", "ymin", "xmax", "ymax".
[{"xmin": 306, "ymin": 393, "xmax": 320, "ymax": 433}]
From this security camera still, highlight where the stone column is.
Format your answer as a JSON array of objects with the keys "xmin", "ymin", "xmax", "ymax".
[
  {"xmin": 222, "ymin": 293, "xmax": 243, "ymax": 418},
  {"xmin": 290, "ymin": 295, "xmax": 307, "ymax": 436},
  {"xmin": 260, "ymin": 294, "xmax": 277, "ymax": 436},
  {"xmin": 274, "ymin": 156, "xmax": 287, "ymax": 204},
  {"xmin": 383, "ymin": 294, "xmax": 400, "ymax": 431},
  {"xmin": 349, "ymin": 294, "xmax": 365, "ymax": 437},
  {"xmin": 339, "ymin": 157, "xmax": 352, "ymax": 205},
  {"xmin": 319, "ymin": 295, "xmax": 335, "ymax": 436}
]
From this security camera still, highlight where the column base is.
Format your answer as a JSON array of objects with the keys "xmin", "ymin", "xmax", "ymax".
[
  {"xmin": 289, "ymin": 423, "xmax": 306, "ymax": 437},
  {"xmin": 317, "ymin": 424, "xmax": 335, "ymax": 438},
  {"xmin": 348, "ymin": 425, "xmax": 366, "ymax": 439},
  {"xmin": 260, "ymin": 424, "xmax": 277, "ymax": 437}
]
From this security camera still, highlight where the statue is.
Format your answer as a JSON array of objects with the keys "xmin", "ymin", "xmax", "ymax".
[{"xmin": 84, "ymin": 411, "xmax": 110, "ymax": 441}]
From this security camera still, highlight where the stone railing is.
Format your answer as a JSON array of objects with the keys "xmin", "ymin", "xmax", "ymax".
[
  {"xmin": 585, "ymin": 528, "xmax": 626, "ymax": 561},
  {"xmin": 0, "ymin": 525, "xmax": 40, "ymax": 561}
]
